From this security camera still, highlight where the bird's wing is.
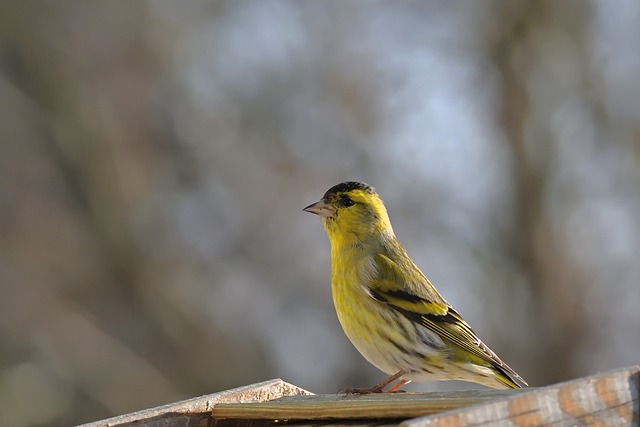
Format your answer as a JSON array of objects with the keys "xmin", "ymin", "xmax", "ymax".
[{"xmin": 368, "ymin": 253, "xmax": 527, "ymax": 387}]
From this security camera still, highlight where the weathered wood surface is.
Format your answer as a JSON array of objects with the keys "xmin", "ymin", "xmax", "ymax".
[
  {"xmin": 77, "ymin": 379, "xmax": 311, "ymax": 427},
  {"xmin": 404, "ymin": 365, "xmax": 639, "ymax": 427},
  {"xmin": 78, "ymin": 365, "xmax": 640, "ymax": 427},
  {"xmin": 212, "ymin": 389, "xmax": 528, "ymax": 420}
]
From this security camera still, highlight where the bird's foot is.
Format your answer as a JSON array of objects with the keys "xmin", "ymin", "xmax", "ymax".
[
  {"xmin": 338, "ymin": 371, "xmax": 409, "ymax": 394},
  {"xmin": 338, "ymin": 385, "xmax": 384, "ymax": 395}
]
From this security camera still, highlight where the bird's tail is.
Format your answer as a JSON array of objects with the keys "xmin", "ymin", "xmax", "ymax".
[{"xmin": 493, "ymin": 362, "xmax": 528, "ymax": 389}]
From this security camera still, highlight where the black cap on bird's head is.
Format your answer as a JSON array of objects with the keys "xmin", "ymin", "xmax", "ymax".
[{"xmin": 322, "ymin": 181, "xmax": 376, "ymax": 199}]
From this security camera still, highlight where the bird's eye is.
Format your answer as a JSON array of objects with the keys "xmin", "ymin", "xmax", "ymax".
[{"xmin": 338, "ymin": 196, "xmax": 355, "ymax": 208}]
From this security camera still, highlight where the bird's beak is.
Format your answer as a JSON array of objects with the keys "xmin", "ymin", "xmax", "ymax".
[{"xmin": 303, "ymin": 199, "xmax": 336, "ymax": 218}]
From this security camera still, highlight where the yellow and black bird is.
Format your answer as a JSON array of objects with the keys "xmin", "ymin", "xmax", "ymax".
[{"xmin": 304, "ymin": 181, "xmax": 527, "ymax": 393}]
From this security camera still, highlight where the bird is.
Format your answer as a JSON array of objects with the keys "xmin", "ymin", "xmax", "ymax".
[{"xmin": 303, "ymin": 181, "xmax": 527, "ymax": 393}]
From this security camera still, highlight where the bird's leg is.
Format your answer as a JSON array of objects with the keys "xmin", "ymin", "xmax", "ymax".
[
  {"xmin": 385, "ymin": 378, "xmax": 409, "ymax": 392},
  {"xmin": 339, "ymin": 371, "xmax": 407, "ymax": 394}
]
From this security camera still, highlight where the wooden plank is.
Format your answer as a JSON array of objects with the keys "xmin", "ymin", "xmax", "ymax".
[
  {"xmin": 212, "ymin": 389, "xmax": 528, "ymax": 420},
  {"xmin": 212, "ymin": 420, "xmax": 402, "ymax": 427},
  {"xmin": 77, "ymin": 379, "xmax": 312, "ymax": 427},
  {"xmin": 402, "ymin": 365, "xmax": 640, "ymax": 427}
]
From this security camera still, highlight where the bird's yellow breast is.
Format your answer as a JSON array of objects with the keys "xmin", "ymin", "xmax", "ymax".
[
  {"xmin": 331, "ymin": 249, "xmax": 370, "ymax": 311},
  {"xmin": 329, "ymin": 244, "xmax": 408, "ymax": 375}
]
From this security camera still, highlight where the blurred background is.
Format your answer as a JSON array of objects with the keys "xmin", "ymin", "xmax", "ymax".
[{"xmin": 1, "ymin": 1, "xmax": 640, "ymax": 425}]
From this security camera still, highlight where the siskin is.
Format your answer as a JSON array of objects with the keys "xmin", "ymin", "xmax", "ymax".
[{"xmin": 303, "ymin": 181, "xmax": 527, "ymax": 392}]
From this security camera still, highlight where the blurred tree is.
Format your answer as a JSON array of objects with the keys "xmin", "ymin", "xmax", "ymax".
[{"xmin": 490, "ymin": 0, "xmax": 592, "ymax": 385}]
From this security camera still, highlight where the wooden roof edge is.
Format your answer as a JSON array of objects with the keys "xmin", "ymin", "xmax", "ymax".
[
  {"xmin": 402, "ymin": 364, "xmax": 640, "ymax": 427},
  {"xmin": 76, "ymin": 378, "xmax": 312, "ymax": 427},
  {"xmin": 76, "ymin": 364, "xmax": 640, "ymax": 427}
]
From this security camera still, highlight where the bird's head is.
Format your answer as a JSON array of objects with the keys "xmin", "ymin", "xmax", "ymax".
[{"xmin": 303, "ymin": 181, "xmax": 394, "ymax": 246}]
